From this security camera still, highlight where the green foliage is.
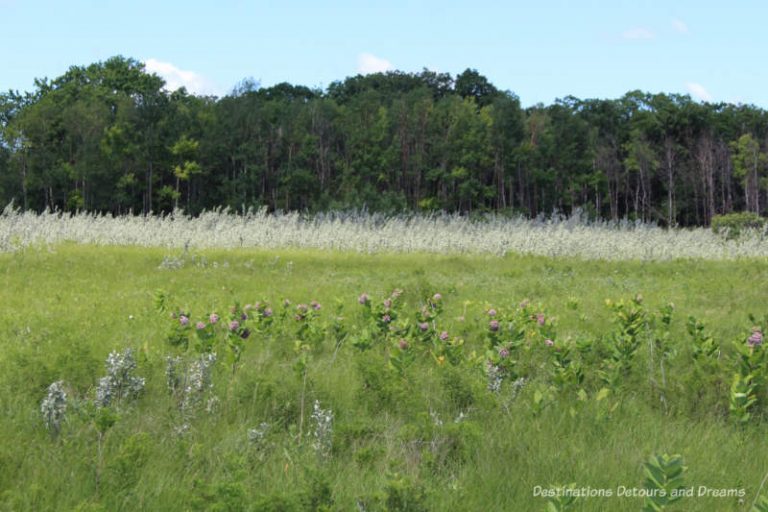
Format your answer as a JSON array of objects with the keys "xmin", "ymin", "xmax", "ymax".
[
  {"xmin": 545, "ymin": 483, "xmax": 579, "ymax": 511},
  {"xmin": 730, "ymin": 373, "xmax": 758, "ymax": 423},
  {"xmin": 5, "ymin": 57, "xmax": 768, "ymax": 224},
  {"xmin": 711, "ymin": 212, "xmax": 767, "ymax": 238},
  {"xmin": 641, "ymin": 453, "xmax": 687, "ymax": 511}
]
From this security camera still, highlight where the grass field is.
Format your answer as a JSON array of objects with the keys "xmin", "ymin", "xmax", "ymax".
[{"xmin": 2, "ymin": 245, "xmax": 768, "ymax": 511}]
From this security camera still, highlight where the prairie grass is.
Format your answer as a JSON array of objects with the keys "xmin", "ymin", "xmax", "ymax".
[
  {"xmin": 0, "ymin": 245, "xmax": 766, "ymax": 511},
  {"xmin": 2, "ymin": 207, "xmax": 768, "ymax": 260}
]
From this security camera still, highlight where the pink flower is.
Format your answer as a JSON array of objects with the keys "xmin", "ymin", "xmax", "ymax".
[
  {"xmin": 179, "ymin": 315, "xmax": 189, "ymax": 327},
  {"xmin": 498, "ymin": 347, "xmax": 510, "ymax": 358},
  {"xmin": 398, "ymin": 339, "xmax": 409, "ymax": 350},
  {"xmin": 229, "ymin": 320, "xmax": 240, "ymax": 331},
  {"xmin": 545, "ymin": 339, "xmax": 554, "ymax": 347},
  {"xmin": 263, "ymin": 307, "xmax": 273, "ymax": 318},
  {"xmin": 432, "ymin": 293, "xmax": 442, "ymax": 302},
  {"xmin": 195, "ymin": 321, "xmax": 206, "ymax": 330},
  {"xmin": 383, "ymin": 299, "xmax": 392, "ymax": 309},
  {"xmin": 358, "ymin": 293, "xmax": 369, "ymax": 305},
  {"xmin": 489, "ymin": 319, "xmax": 500, "ymax": 332},
  {"xmin": 488, "ymin": 308, "xmax": 497, "ymax": 317},
  {"xmin": 439, "ymin": 331, "xmax": 449, "ymax": 341},
  {"xmin": 382, "ymin": 314, "xmax": 391, "ymax": 323},
  {"xmin": 418, "ymin": 322, "xmax": 429, "ymax": 332},
  {"xmin": 536, "ymin": 313, "xmax": 545, "ymax": 326},
  {"xmin": 209, "ymin": 313, "xmax": 219, "ymax": 324},
  {"xmin": 748, "ymin": 329, "xmax": 763, "ymax": 347},
  {"xmin": 311, "ymin": 300, "xmax": 321, "ymax": 311}
]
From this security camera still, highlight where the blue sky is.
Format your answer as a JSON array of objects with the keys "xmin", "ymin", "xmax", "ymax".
[{"xmin": 2, "ymin": 0, "xmax": 767, "ymax": 107}]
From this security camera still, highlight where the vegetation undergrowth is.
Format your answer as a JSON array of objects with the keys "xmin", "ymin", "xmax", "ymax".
[{"xmin": 1, "ymin": 245, "xmax": 768, "ymax": 511}]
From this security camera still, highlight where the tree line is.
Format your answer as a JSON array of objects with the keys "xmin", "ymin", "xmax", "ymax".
[{"xmin": 1, "ymin": 55, "xmax": 767, "ymax": 225}]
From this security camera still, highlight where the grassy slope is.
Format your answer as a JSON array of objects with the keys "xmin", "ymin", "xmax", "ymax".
[{"xmin": 0, "ymin": 245, "xmax": 766, "ymax": 511}]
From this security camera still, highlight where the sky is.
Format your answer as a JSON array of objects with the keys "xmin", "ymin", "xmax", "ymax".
[{"xmin": 2, "ymin": 0, "xmax": 767, "ymax": 108}]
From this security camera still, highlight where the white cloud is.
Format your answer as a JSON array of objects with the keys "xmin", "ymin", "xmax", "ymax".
[
  {"xmin": 621, "ymin": 27, "xmax": 655, "ymax": 40},
  {"xmin": 357, "ymin": 53, "xmax": 394, "ymax": 74},
  {"xmin": 686, "ymin": 82, "xmax": 713, "ymax": 102},
  {"xmin": 143, "ymin": 58, "xmax": 220, "ymax": 96},
  {"xmin": 672, "ymin": 19, "xmax": 689, "ymax": 34}
]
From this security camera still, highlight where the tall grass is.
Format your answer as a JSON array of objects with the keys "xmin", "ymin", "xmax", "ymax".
[{"xmin": 2, "ymin": 206, "xmax": 767, "ymax": 260}]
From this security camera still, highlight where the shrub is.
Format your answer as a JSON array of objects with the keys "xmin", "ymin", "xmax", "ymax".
[{"xmin": 711, "ymin": 212, "xmax": 767, "ymax": 239}]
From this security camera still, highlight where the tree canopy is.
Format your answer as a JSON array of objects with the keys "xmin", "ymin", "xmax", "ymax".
[{"xmin": 2, "ymin": 56, "xmax": 768, "ymax": 225}]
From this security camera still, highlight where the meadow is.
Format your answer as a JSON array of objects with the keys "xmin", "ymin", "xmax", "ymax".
[{"xmin": 2, "ymin": 212, "xmax": 768, "ymax": 511}]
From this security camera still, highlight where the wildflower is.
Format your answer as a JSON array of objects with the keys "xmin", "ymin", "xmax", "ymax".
[
  {"xmin": 311, "ymin": 300, "xmax": 321, "ymax": 311},
  {"xmin": 488, "ymin": 308, "xmax": 497, "ymax": 317},
  {"xmin": 41, "ymin": 381, "xmax": 67, "ymax": 435},
  {"xmin": 545, "ymin": 339, "xmax": 555, "ymax": 347},
  {"xmin": 240, "ymin": 328, "xmax": 251, "ymax": 339},
  {"xmin": 263, "ymin": 307, "xmax": 273, "ymax": 317},
  {"xmin": 358, "ymin": 293, "xmax": 369, "ymax": 305},
  {"xmin": 229, "ymin": 320, "xmax": 240, "ymax": 332},
  {"xmin": 248, "ymin": 422, "xmax": 270, "ymax": 445},
  {"xmin": 382, "ymin": 314, "xmax": 391, "ymax": 323},
  {"xmin": 165, "ymin": 356, "xmax": 182, "ymax": 393},
  {"xmin": 244, "ymin": 304, "xmax": 253, "ymax": 311},
  {"xmin": 241, "ymin": 312, "xmax": 247, "ymax": 321},
  {"xmin": 391, "ymin": 289, "xmax": 403, "ymax": 299},
  {"xmin": 297, "ymin": 304, "xmax": 308, "ymax": 314},
  {"xmin": 311, "ymin": 400, "xmax": 334, "ymax": 458},
  {"xmin": 283, "ymin": 299, "xmax": 291, "ymax": 307},
  {"xmin": 498, "ymin": 347, "xmax": 510, "ymax": 358},
  {"xmin": 748, "ymin": 329, "xmax": 763, "ymax": 347},
  {"xmin": 536, "ymin": 313, "xmax": 545, "ymax": 326},
  {"xmin": 418, "ymin": 322, "xmax": 429, "ymax": 332},
  {"xmin": 432, "ymin": 293, "xmax": 442, "ymax": 302},
  {"xmin": 489, "ymin": 319, "xmax": 500, "ymax": 332},
  {"xmin": 383, "ymin": 298, "xmax": 392, "ymax": 309},
  {"xmin": 179, "ymin": 315, "xmax": 189, "ymax": 327},
  {"xmin": 510, "ymin": 377, "xmax": 527, "ymax": 399},
  {"xmin": 209, "ymin": 313, "xmax": 220, "ymax": 324},
  {"xmin": 486, "ymin": 362, "xmax": 503, "ymax": 393},
  {"xmin": 196, "ymin": 321, "xmax": 206, "ymax": 330},
  {"xmin": 398, "ymin": 339, "xmax": 409, "ymax": 350},
  {"xmin": 181, "ymin": 353, "xmax": 217, "ymax": 417},
  {"xmin": 439, "ymin": 331, "xmax": 449, "ymax": 341},
  {"xmin": 95, "ymin": 348, "xmax": 145, "ymax": 407}
]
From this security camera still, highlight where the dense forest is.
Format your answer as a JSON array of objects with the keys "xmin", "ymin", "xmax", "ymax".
[{"xmin": 1, "ymin": 56, "xmax": 768, "ymax": 225}]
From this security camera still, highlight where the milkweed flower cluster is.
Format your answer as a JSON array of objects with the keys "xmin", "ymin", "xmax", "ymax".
[
  {"xmin": 311, "ymin": 400, "xmax": 334, "ymax": 458},
  {"xmin": 95, "ymin": 348, "xmax": 145, "ymax": 407},
  {"xmin": 41, "ymin": 381, "xmax": 67, "ymax": 435}
]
